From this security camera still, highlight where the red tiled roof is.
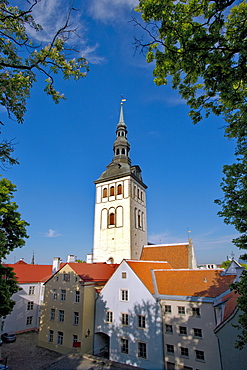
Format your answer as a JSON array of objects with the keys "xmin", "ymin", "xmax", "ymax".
[
  {"xmin": 154, "ymin": 269, "xmax": 236, "ymax": 297},
  {"xmin": 67, "ymin": 262, "xmax": 119, "ymax": 282},
  {"xmin": 4, "ymin": 262, "xmax": 52, "ymax": 283},
  {"xmin": 141, "ymin": 244, "xmax": 189, "ymax": 268},
  {"xmin": 222, "ymin": 291, "xmax": 239, "ymax": 323},
  {"xmin": 127, "ymin": 260, "xmax": 173, "ymax": 294}
]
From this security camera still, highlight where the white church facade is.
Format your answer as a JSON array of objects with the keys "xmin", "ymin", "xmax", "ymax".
[{"xmin": 93, "ymin": 101, "xmax": 148, "ymax": 264}]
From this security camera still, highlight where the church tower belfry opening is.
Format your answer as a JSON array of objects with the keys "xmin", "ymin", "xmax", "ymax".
[{"xmin": 93, "ymin": 99, "xmax": 148, "ymax": 264}]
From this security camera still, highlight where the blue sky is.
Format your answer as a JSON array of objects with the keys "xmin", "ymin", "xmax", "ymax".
[{"xmin": 2, "ymin": 0, "xmax": 239, "ymax": 265}]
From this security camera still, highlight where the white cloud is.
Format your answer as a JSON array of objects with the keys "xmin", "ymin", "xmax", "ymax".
[
  {"xmin": 43, "ymin": 229, "xmax": 61, "ymax": 238},
  {"xmin": 88, "ymin": 0, "xmax": 138, "ymax": 22}
]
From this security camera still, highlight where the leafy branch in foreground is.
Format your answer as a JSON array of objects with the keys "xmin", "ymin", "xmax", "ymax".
[
  {"xmin": 0, "ymin": 0, "xmax": 89, "ymax": 166},
  {"xmin": 135, "ymin": 0, "xmax": 247, "ymax": 349}
]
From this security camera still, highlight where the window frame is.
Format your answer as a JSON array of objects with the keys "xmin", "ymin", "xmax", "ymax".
[
  {"xmin": 26, "ymin": 316, "xmax": 33, "ymax": 325},
  {"xmin": 166, "ymin": 344, "xmax": 175, "ymax": 355},
  {"xmin": 29, "ymin": 286, "xmax": 35, "ymax": 295},
  {"xmin": 27, "ymin": 301, "xmax": 34, "ymax": 310},
  {"xmin": 193, "ymin": 328, "xmax": 202, "ymax": 338},
  {"xmin": 52, "ymin": 289, "xmax": 57, "ymax": 301},
  {"xmin": 120, "ymin": 289, "xmax": 129, "ymax": 302},
  {"xmin": 179, "ymin": 326, "xmax": 187, "ymax": 335},
  {"xmin": 106, "ymin": 311, "xmax": 113, "ymax": 323},
  {"xmin": 164, "ymin": 305, "xmax": 172, "ymax": 313},
  {"xmin": 121, "ymin": 313, "xmax": 129, "ymax": 326},
  {"xmin": 165, "ymin": 324, "xmax": 173, "ymax": 334},
  {"xmin": 138, "ymin": 341, "xmax": 147, "ymax": 359},
  {"xmin": 48, "ymin": 330, "xmax": 54, "ymax": 343},
  {"xmin": 120, "ymin": 338, "xmax": 129, "ymax": 354},
  {"xmin": 192, "ymin": 307, "xmax": 201, "ymax": 317},
  {"xmin": 137, "ymin": 315, "xmax": 146, "ymax": 329},
  {"xmin": 60, "ymin": 289, "xmax": 66, "ymax": 302},
  {"xmin": 63, "ymin": 273, "xmax": 70, "ymax": 282},
  {"xmin": 73, "ymin": 311, "xmax": 79, "ymax": 325},
  {"xmin": 74, "ymin": 290, "xmax": 80, "ymax": 303},
  {"xmin": 57, "ymin": 331, "xmax": 63, "ymax": 345},
  {"xmin": 178, "ymin": 306, "xmax": 185, "ymax": 315},
  {"xmin": 50, "ymin": 308, "xmax": 55, "ymax": 321},
  {"xmin": 180, "ymin": 347, "xmax": 189, "ymax": 358},
  {"xmin": 58, "ymin": 309, "xmax": 65, "ymax": 323},
  {"xmin": 195, "ymin": 350, "xmax": 205, "ymax": 361}
]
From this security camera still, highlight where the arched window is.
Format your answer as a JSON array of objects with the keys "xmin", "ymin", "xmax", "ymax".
[
  {"xmin": 122, "ymin": 148, "xmax": 125, "ymax": 155},
  {"xmin": 103, "ymin": 188, "xmax": 107, "ymax": 198},
  {"xmin": 138, "ymin": 210, "xmax": 142, "ymax": 229},
  {"xmin": 116, "ymin": 149, "xmax": 120, "ymax": 155},
  {"xmin": 107, "ymin": 257, "xmax": 114, "ymax": 264},
  {"xmin": 138, "ymin": 189, "xmax": 140, "ymax": 199},
  {"xmin": 110, "ymin": 186, "xmax": 114, "ymax": 196},
  {"xmin": 118, "ymin": 132, "xmax": 121, "ymax": 137},
  {"xmin": 117, "ymin": 184, "xmax": 122, "ymax": 195},
  {"xmin": 141, "ymin": 191, "xmax": 143, "ymax": 201},
  {"xmin": 109, "ymin": 212, "xmax": 115, "ymax": 225},
  {"xmin": 121, "ymin": 132, "xmax": 124, "ymax": 136}
]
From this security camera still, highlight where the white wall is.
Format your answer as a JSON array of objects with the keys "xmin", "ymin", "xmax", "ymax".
[{"xmin": 95, "ymin": 261, "xmax": 163, "ymax": 370}]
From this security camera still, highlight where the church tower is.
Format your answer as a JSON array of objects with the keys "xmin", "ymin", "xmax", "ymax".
[{"xmin": 93, "ymin": 100, "xmax": 148, "ymax": 263}]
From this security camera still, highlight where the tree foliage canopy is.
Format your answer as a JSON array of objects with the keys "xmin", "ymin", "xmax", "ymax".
[
  {"xmin": 0, "ymin": 177, "xmax": 29, "ymax": 317},
  {"xmin": 136, "ymin": 0, "xmax": 247, "ymax": 349},
  {"xmin": 0, "ymin": 0, "xmax": 89, "ymax": 166}
]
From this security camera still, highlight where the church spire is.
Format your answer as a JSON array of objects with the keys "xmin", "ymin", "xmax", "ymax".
[{"xmin": 113, "ymin": 98, "xmax": 131, "ymax": 165}]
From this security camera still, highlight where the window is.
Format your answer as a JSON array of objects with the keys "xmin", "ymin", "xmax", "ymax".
[
  {"xmin": 138, "ymin": 342, "xmax": 147, "ymax": 359},
  {"xmin": 57, "ymin": 331, "xmax": 63, "ymax": 345},
  {"xmin": 26, "ymin": 316, "xmax": 32, "ymax": 325},
  {"xmin": 52, "ymin": 289, "xmax": 57, "ymax": 301},
  {"xmin": 103, "ymin": 188, "xmax": 107, "ymax": 197},
  {"xmin": 117, "ymin": 184, "xmax": 122, "ymax": 195},
  {"xmin": 181, "ymin": 347, "xmax": 189, "ymax": 358},
  {"xmin": 165, "ymin": 324, "xmax": 173, "ymax": 334},
  {"xmin": 192, "ymin": 307, "xmax": 201, "ymax": 317},
  {"xmin": 165, "ymin": 305, "xmax": 172, "ymax": 313},
  {"xmin": 120, "ymin": 289, "xmax": 128, "ymax": 301},
  {"xmin": 110, "ymin": 186, "xmax": 115, "ymax": 196},
  {"xmin": 178, "ymin": 306, "xmax": 185, "ymax": 315},
  {"xmin": 166, "ymin": 344, "xmax": 174, "ymax": 355},
  {"xmin": 193, "ymin": 328, "xmax": 202, "ymax": 338},
  {"xmin": 122, "ymin": 272, "xmax": 127, "ymax": 279},
  {"xmin": 49, "ymin": 330, "xmax": 54, "ymax": 343},
  {"xmin": 27, "ymin": 301, "xmax": 34, "ymax": 310},
  {"xmin": 74, "ymin": 290, "xmax": 80, "ymax": 303},
  {"xmin": 29, "ymin": 286, "xmax": 35, "ymax": 295},
  {"xmin": 138, "ymin": 189, "xmax": 140, "ymax": 199},
  {"xmin": 59, "ymin": 310, "xmax": 65, "ymax": 322},
  {"xmin": 106, "ymin": 311, "xmax": 113, "ymax": 323},
  {"xmin": 63, "ymin": 273, "xmax": 70, "ymax": 282},
  {"xmin": 179, "ymin": 326, "xmax": 187, "ymax": 335},
  {"xmin": 195, "ymin": 350, "xmax": 205, "ymax": 361},
  {"xmin": 121, "ymin": 148, "xmax": 125, "ymax": 155},
  {"xmin": 50, "ymin": 308, "xmax": 55, "ymax": 321},
  {"xmin": 73, "ymin": 335, "xmax": 78, "ymax": 345},
  {"xmin": 60, "ymin": 289, "xmax": 66, "ymax": 302},
  {"xmin": 121, "ymin": 313, "xmax": 129, "ymax": 326},
  {"xmin": 137, "ymin": 315, "xmax": 146, "ymax": 329},
  {"xmin": 121, "ymin": 338, "xmax": 129, "ymax": 354},
  {"xmin": 109, "ymin": 212, "xmax": 115, "ymax": 225},
  {"xmin": 74, "ymin": 312, "xmax": 79, "ymax": 325}
]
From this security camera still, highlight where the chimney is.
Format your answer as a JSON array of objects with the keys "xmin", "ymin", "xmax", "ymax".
[
  {"xmin": 52, "ymin": 257, "xmax": 61, "ymax": 274},
  {"xmin": 67, "ymin": 255, "xmax": 76, "ymax": 263}
]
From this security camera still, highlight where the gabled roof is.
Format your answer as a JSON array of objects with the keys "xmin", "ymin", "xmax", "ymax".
[
  {"xmin": 126, "ymin": 260, "xmax": 173, "ymax": 294},
  {"xmin": 141, "ymin": 243, "xmax": 190, "ymax": 268},
  {"xmin": 215, "ymin": 291, "xmax": 239, "ymax": 331},
  {"xmin": 4, "ymin": 262, "xmax": 52, "ymax": 284},
  {"xmin": 154, "ymin": 269, "xmax": 236, "ymax": 297},
  {"xmin": 58, "ymin": 262, "xmax": 119, "ymax": 283}
]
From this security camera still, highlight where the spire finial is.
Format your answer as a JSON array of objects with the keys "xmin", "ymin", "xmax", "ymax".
[{"xmin": 120, "ymin": 95, "xmax": 126, "ymax": 105}]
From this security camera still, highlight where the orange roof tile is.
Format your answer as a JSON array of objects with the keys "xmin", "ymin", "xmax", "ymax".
[
  {"xmin": 141, "ymin": 244, "xmax": 189, "ymax": 268},
  {"xmin": 127, "ymin": 260, "xmax": 173, "ymax": 294},
  {"xmin": 4, "ymin": 262, "xmax": 52, "ymax": 283},
  {"xmin": 67, "ymin": 262, "xmax": 119, "ymax": 282},
  {"xmin": 154, "ymin": 269, "xmax": 236, "ymax": 297},
  {"xmin": 222, "ymin": 291, "xmax": 239, "ymax": 323}
]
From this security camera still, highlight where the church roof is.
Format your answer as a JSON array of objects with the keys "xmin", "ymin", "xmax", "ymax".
[
  {"xmin": 154, "ymin": 269, "xmax": 236, "ymax": 297},
  {"xmin": 4, "ymin": 261, "xmax": 53, "ymax": 284},
  {"xmin": 141, "ymin": 243, "xmax": 190, "ymax": 268}
]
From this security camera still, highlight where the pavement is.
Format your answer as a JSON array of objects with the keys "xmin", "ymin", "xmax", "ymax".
[{"xmin": 0, "ymin": 332, "xmax": 143, "ymax": 370}]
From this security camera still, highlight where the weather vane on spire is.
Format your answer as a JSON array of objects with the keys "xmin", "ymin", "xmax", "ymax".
[{"xmin": 120, "ymin": 95, "xmax": 126, "ymax": 105}]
